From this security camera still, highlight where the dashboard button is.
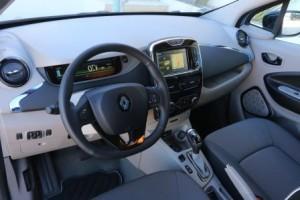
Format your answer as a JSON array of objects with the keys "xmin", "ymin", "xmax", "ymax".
[
  {"xmin": 179, "ymin": 154, "xmax": 186, "ymax": 162},
  {"xmin": 36, "ymin": 131, "xmax": 43, "ymax": 138},
  {"xmin": 26, "ymin": 130, "xmax": 45, "ymax": 140},
  {"xmin": 185, "ymin": 165, "xmax": 193, "ymax": 174},
  {"xmin": 46, "ymin": 129, "xmax": 52, "ymax": 136},
  {"xmin": 31, "ymin": 131, "xmax": 38, "ymax": 139},
  {"xmin": 191, "ymin": 96, "xmax": 199, "ymax": 105},
  {"xmin": 177, "ymin": 131, "xmax": 186, "ymax": 141},
  {"xmin": 16, "ymin": 133, "xmax": 23, "ymax": 140},
  {"xmin": 148, "ymin": 93, "xmax": 159, "ymax": 108},
  {"xmin": 46, "ymin": 105, "xmax": 60, "ymax": 115},
  {"xmin": 179, "ymin": 82, "xmax": 188, "ymax": 90},
  {"xmin": 27, "ymin": 132, "xmax": 30, "ymax": 140}
]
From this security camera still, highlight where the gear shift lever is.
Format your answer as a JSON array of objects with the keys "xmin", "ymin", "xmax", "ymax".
[
  {"xmin": 186, "ymin": 129, "xmax": 210, "ymax": 180},
  {"xmin": 186, "ymin": 129, "xmax": 202, "ymax": 154}
]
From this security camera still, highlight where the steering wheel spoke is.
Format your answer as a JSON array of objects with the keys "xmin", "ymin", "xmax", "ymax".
[
  {"xmin": 74, "ymin": 96, "xmax": 95, "ymax": 126},
  {"xmin": 146, "ymin": 86, "xmax": 160, "ymax": 109}
]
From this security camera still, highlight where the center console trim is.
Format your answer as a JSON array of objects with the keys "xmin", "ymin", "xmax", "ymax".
[
  {"xmin": 148, "ymin": 37, "xmax": 203, "ymax": 78},
  {"xmin": 148, "ymin": 37, "xmax": 203, "ymax": 117}
]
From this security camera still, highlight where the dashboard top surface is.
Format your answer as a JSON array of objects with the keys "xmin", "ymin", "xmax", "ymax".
[{"xmin": 1, "ymin": 15, "xmax": 241, "ymax": 68}]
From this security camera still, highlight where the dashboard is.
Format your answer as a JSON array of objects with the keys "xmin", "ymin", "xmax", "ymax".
[{"xmin": 0, "ymin": 15, "xmax": 252, "ymax": 159}]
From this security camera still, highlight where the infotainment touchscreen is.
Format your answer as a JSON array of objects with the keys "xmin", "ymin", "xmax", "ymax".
[{"xmin": 156, "ymin": 48, "xmax": 188, "ymax": 75}]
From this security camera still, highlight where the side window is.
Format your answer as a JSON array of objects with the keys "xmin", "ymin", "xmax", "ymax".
[
  {"xmin": 250, "ymin": 4, "xmax": 283, "ymax": 31},
  {"xmin": 249, "ymin": 0, "xmax": 300, "ymax": 44},
  {"xmin": 281, "ymin": 0, "xmax": 300, "ymax": 36}
]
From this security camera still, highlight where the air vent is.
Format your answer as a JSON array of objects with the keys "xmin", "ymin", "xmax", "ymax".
[
  {"xmin": 236, "ymin": 30, "xmax": 249, "ymax": 48},
  {"xmin": 0, "ymin": 59, "xmax": 30, "ymax": 87}
]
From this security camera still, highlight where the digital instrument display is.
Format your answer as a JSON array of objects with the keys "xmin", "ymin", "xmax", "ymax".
[
  {"xmin": 156, "ymin": 49, "xmax": 188, "ymax": 75},
  {"xmin": 45, "ymin": 57, "xmax": 122, "ymax": 84}
]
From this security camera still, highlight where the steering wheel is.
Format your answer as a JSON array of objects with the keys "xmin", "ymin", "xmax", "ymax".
[{"xmin": 59, "ymin": 44, "xmax": 170, "ymax": 159}]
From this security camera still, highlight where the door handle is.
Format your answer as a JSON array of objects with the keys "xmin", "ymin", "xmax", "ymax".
[
  {"xmin": 262, "ymin": 53, "xmax": 282, "ymax": 65},
  {"xmin": 278, "ymin": 86, "xmax": 300, "ymax": 100}
]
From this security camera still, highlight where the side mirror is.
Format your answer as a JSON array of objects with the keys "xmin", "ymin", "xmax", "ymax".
[
  {"xmin": 262, "ymin": 11, "xmax": 280, "ymax": 30},
  {"xmin": 282, "ymin": 11, "xmax": 300, "ymax": 36}
]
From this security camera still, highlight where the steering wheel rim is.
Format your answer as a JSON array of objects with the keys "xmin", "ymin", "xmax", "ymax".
[{"xmin": 59, "ymin": 43, "xmax": 169, "ymax": 159}]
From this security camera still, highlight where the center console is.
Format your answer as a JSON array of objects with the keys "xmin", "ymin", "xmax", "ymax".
[
  {"xmin": 161, "ymin": 127, "xmax": 232, "ymax": 200},
  {"xmin": 148, "ymin": 38, "xmax": 203, "ymax": 117},
  {"xmin": 128, "ymin": 38, "xmax": 230, "ymax": 200}
]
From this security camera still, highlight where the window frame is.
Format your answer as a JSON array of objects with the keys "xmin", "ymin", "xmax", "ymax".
[{"xmin": 237, "ymin": 0, "xmax": 290, "ymax": 37}]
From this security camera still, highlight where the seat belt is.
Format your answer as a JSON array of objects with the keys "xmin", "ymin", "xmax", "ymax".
[{"xmin": 225, "ymin": 164, "xmax": 257, "ymax": 200}]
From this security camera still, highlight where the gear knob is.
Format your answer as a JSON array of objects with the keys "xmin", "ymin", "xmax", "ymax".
[{"xmin": 186, "ymin": 129, "xmax": 202, "ymax": 154}]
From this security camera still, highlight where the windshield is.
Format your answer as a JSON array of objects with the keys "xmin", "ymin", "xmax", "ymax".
[{"xmin": 0, "ymin": 0, "xmax": 236, "ymax": 23}]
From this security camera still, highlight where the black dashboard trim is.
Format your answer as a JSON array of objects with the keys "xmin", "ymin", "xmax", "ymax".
[
  {"xmin": 17, "ymin": 64, "xmax": 151, "ymax": 112},
  {"xmin": 200, "ymin": 45, "xmax": 250, "ymax": 79},
  {"xmin": 0, "ymin": 13, "xmax": 202, "ymax": 29}
]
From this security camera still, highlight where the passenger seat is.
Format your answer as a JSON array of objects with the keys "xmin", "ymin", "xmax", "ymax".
[{"xmin": 203, "ymin": 118, "xmax": 300, "ymax": 200}]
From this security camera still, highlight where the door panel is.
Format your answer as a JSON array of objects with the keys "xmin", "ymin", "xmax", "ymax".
[
  {"xmin": 265, "ymin": 72, "xmax": 300, "ymax": 114},
  {"xmin": 230, "ymin": 25, "xmax": 300, "ymax": 137}
]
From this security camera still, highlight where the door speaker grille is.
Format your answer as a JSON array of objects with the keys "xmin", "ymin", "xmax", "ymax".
[{"xmin": 241, "ymin": 88, "xmax": 271, "ymax": 117}]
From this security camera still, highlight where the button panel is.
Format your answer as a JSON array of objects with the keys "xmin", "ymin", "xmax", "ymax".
[
  {"xmin": 16, "ymin": 129, "xmax": 52, "ymax": 141},
  {"xmin": 16, "ymin": 133, "xmax": 23, "ymax": 140},
  {"xmin": 163, "ymin": 72, "xmax": 202, "ymax": 117}
]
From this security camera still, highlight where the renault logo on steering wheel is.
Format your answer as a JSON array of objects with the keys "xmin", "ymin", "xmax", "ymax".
[{"xmin": 119, "ymin": 95, "xmax": 131, "ymax": 112}]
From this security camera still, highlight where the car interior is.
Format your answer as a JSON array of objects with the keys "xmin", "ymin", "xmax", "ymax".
[{"xmin": 0, "ymin": 0, "xmax": 300, "ymax": 200}]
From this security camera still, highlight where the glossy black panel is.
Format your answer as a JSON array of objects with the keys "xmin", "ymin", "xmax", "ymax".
[{"xmin": 201, "ymin": 46, "xmax": 250, "ymax": 79}]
